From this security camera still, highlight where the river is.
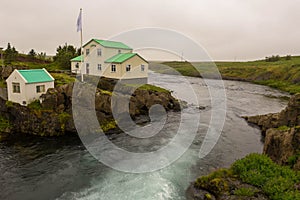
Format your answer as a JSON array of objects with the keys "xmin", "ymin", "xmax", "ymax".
[{"xmin": 0, "ymin": 72, "xmax": 289, "ymax": 200}]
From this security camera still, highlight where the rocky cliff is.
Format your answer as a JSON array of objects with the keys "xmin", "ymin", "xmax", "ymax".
[
  {"xmin": 187, "ymin": 95, "xmax": 300, "ymax": 200},
  {"xmin": 0, "ymin": 79, "xmax": 180, "ymax": 137},
  {"xmin": 244, "ymin": 94, "xmax": 300, "ymax": 170}
]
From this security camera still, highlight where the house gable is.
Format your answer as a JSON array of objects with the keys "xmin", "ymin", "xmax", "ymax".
[
  {"xmin": 83, "ymin": 39, "xmax": 132, "ymax": 50},
  {"xmin": 17, "ymin": 69, "xmax": 54, "ymax": 84},
  {"xmin": 6, "ymin": 69, "xmax": 27, "ymax": 84},
  {"xmin": 70, "ymin": 55, "xmax": 83, "ymax": 62},
  {"xmin": 105, "ymin": 53, "xmax": 148, "ymax": 64}
]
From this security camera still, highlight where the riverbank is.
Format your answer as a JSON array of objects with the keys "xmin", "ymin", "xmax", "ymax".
[
  {"xmin": 0, "ymin": 76, "xmax": 180, "ymax": 138},
  {"xmin": 188, "ymin": 93, "xmax": 300, "ymax": 199},
  {"xmin": 1, "ymin": 72, "xmax": 289, "ymax": 200},
  {"xmin": 187, "ymin": 153, "xmax": 300, "ymax": 200},
  {"xmin": 151, "ymin": 56, "xmax": 300, "ymax": 94}
]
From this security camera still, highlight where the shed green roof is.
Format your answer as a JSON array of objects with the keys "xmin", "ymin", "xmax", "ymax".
[
  {"xmin": 105, "ymin": 53, "xmax": 137, "ymax": 63},
  {"xmin": 18, "ymin": 69, "xmax": 54, "ymax": 84},
  {"xmin": 84, "ymin": 39, "xmax": 132, "ymax": 50},
  {"xmin": 70, "ymin": 55, "xmax": 83, "ymax": 62}
]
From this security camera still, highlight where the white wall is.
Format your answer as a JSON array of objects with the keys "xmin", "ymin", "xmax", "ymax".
[
  {"xmin": 104, "ymin": 55, "xmax": 148, "ymax": 80},
  {"xmin": 6, "ymin": 70, "xmax": 54, "ymax": 105},
  {"xmin": 6, "ymin": 70, "xmax": 27, "ymax": 105},
  {"xmin": 83, "ymin": 41, "xmax": 132, "ymax": 76},
  {"xmin": 24, "ymin": 81, "xmax": 54, "ymax": 104},
  {"xmin": 71, "ymin": 61, "xmax": 82, "ymax": 74}
]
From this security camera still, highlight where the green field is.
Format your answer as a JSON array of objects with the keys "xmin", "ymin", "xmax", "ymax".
[{"xmin": 154, "ymin": 56, "xmax": 300, "ymax": 94}]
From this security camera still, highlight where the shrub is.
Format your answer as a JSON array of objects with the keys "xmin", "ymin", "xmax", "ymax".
[
  {"xmin": 28, "ymin": 100, "xmax": 42, "ymax": 110},
  {"xmin": 265, "ymin": 55, "xmax": 280, "ymax": 62},
  {"xmin": 5, "ymin": 101, "xmax": 14, "ymax": 107},
  {"xmin": 0, "ymin": 115, "xmax": 10, "ymax": 131},
  {"xmin": 231, "ymin": 153, "xmax": 300, "ymax": 200},
  {"xmin": 58, "ymin": 112, "xmax": 71, "ymax": 132},
  {"xmin": 100, "ymin": 119, "xmax": 117, "ymax": 132}
]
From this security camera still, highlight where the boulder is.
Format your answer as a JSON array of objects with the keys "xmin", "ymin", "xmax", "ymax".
[{"xmin": 245, "ymin": 94, "xmax": 300, "ymax": 169}]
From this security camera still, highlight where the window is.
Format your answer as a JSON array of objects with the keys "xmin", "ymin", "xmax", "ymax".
[
  {"xmin": 111, "ymin": 64, "xmax": 116, "ymax": 72},
  {"xmin": 97, "ymin": 64, "xmax": 102, "ymax": 71},
  {"xmin": 118, "ymin": 49, "xmax": 121, "ymax": 54},
  {"xmin": 36, "ymin": 85, "xmax": 45, "ymax": 93},
  {"xmin": 86, "ymin": 63, "xmax": 90, "ymax": 74},
  {"xmin": 75, "ymin": 63, "xmax": 79, "ymax": 68},
  {"xmin": 126, "ymin": 65, "xmax": 131, "ymax": 72},
  {"xmin": 141, "ymin": 64, "xmax": 145, "ymax": 72},
  {"xmin": 86, "ymin": 49, "xmax": 90, "ymax": 55},
  {"xmin": 12, "ymin": 82, "xmax": 20, "ymax": 93},
  {"xmin": 97, "ymin": 49, "xmax": 102, "ymax": 56}
]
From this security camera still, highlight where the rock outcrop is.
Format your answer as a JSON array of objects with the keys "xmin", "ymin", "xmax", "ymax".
[
  {"xmin": 0, "ymin": 79, "xmax": 180, "ymax": 137},
  {"xmin": 186, "ymin": 167, "xmax": 269, "ymax": 200},
  {"xmin": 244, "ymin": 94, "xmax": 300, "ymax": 170}
]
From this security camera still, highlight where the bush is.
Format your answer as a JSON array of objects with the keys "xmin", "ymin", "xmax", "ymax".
[
  {"xmin": 28, "ymin": 100, "xmax": 42, "ymax": 110},
  {"xmin": 0, "ymin": 115, "xmax": 10, "ymax": 131},
  {"xmin": 265, "ymin": 55, "xmax": 280, "ymax": 62},
  {"xmin": 231, "ymin": 153, "xmax": 300, "ymax": 200},
  {"xmin": 100, "ymin": 119, "xmax": 117, "ymax": 132},
  {"xmin": 5, "ymin": 101, "xmax": 14, "ymax": 107}
]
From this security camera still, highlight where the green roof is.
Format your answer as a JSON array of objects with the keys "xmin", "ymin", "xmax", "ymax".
[
  {"xmin": 18, "ymin": 69, "xmax": 54, "ymax": 84},
  {"xmin": 105, "ymin": 53, "xmax": 137, "ymax": 63},
  {"xmin": 70, "ymin": 55, "xmax": 83, "ymax": 62},
  {"xmin": 84, "ymin": 39, "xmax": 132, "ymax": 50}
]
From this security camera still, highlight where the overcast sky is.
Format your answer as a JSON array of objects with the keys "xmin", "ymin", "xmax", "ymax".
[{"xmin": 1, "ymin": 0, "xmax": 300, "ymax": 61}]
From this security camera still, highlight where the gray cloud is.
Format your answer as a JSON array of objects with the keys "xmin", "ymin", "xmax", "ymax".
[{"xmin": 0, "ymin": 0, "xmax": 299, "ymax": 60}]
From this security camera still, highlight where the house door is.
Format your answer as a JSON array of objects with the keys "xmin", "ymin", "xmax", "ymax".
[{"xmin": 86, "ymin": 63, "xmax": 90, "ymax": 74}]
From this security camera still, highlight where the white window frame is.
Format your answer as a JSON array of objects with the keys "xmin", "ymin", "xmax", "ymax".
[
  {"xmin": 97, "ymin": 48, "xmax": 102, "ymax": 56},
  {"xmin": 111, "ymin": 64, "xmax": 116, "ymax": 72},
  {"xmin": 86, "ymin": 63, "xmax": 90, "ymax": 74},
  {"xmin": 36, "ymin": 85, "xmax": 45, "ymax": 93},
  {"xmin": 12, "ymin": 82, "xmax": 20, "ymax": 93}
]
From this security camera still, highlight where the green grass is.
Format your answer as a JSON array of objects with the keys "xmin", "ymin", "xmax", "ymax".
[
  {"xmin": 232, "ymin": 153, "xmax": 300, "ymax": 200},
  {"xmin": 51, "ymin": 73, "xmax": 75, "ymax": 86},
  {"xmin": 234, "ymin": 187, "xmax": 258, "ymax": 197},
  {"xmin": 195, "ymin": 153, "xmax": 300, "ymax": 200},
  {"xmin": 100, "ymin": 89, "xmax": 112, "ymax": 96},
  {"xmin": 139, "ymin": 84, "xmax": 169, "ymax": 93},
  {"xmin": 277, "ymin": 125, "xmax": 291, "ymax": 131},
  {"xmin": 125, "ymin": 84, "xmax": 169, "ymax": 93},
  {"xmin": 157, "ymin": 56, "xmax": 300, "ymax": 94}
]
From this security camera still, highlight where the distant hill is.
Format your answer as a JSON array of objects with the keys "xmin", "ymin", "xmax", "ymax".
[{"xmin": 152, "ymin": 56, "xmax": 300, "ymax": 94}]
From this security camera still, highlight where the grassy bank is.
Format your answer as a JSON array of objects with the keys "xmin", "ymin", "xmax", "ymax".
[
  {"xmin": 157, "ymin": 56, "xmax": 300, "ymax": 94},
  {"xmin": 194, "ymin": 153, "xmax": 300, "ymax": 200}
]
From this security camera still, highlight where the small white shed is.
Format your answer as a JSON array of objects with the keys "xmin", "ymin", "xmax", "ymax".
[{"xmin": 6, "ymin": 68, "xmax": 54, "ymax": 106}]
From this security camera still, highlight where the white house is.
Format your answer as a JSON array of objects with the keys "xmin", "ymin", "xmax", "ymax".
[
  {"xmin": 6, "ymin": 68, "xmax": 55, "ymax": 106},
  {"xmin": 70, "ymin": 39, "xmax": 148, "ymax": 83}
]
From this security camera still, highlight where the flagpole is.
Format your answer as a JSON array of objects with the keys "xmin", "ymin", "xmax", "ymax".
[{"xmin": 80, "ymin": 8, "xmax": 84, "ymax": 82}]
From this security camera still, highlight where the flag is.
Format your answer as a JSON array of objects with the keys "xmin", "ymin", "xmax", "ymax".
[{"xmin": 77, "ymin": 9, "xmax": 82, "ymax": 32}]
